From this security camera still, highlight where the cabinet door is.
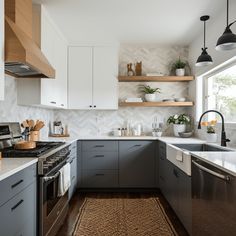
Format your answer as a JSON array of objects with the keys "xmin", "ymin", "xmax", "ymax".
[
  {"xmin": 177, "ymin": 169, "xmax": 192, "ymax": 235},
  {"xmin": 40, "ymin": 13, "xmax": 58, "ymax": 107},
  {"xmin": 68, "ymin": 47, "xmax": 93, "ymax": 109},
  {"xmin": 119, "ymin": 141, "xmax": 156, "ymax": 188},
  {"xmin": 0, "ymin": 0, "xmax": 4, "ymax": 101},
  {"xmin": 93, "ymin": 47, "xmax": 118, "ymax": 110}
]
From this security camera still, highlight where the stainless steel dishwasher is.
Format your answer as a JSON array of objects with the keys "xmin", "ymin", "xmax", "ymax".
[{"xmin": 192, "ymin": 157, "xmax": 236, "ymax": 236}]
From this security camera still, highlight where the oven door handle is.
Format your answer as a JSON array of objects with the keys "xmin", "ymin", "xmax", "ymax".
[{"xmin": 43, "ymin": 172, "xmax": 60, "ymax": 182}]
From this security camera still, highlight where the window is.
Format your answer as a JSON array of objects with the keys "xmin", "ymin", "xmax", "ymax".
[{"xmin": 205, "ymin": 64, "xmax": 236, "ymax": 123}]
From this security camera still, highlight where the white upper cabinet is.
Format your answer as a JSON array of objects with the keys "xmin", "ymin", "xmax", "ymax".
[
  {"xmin": 0, "ymin": 0, "xmax": 4, "ymax": 101},
  {"xmin": 17, "ymin": 5, "xmax": 68, "ymax": 108},
  {"xmin": 68, "ymin": 47, "xmax": 93, "ymax": 109},
  {"xmin": 68, "ymin": 46, "xmax": 118, "ymax": 110}
]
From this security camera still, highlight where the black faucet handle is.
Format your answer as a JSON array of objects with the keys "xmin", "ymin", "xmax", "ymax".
[{"xmin": 225, "ymin": 138, "xmax": 230, "ymax": 143}]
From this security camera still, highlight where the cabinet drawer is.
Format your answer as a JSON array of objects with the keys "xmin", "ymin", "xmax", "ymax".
[
  {"xmin": 159, "ymin": 141, "xmax": 166, "ymax": 160},
  {"xmin": 0, "ymin": 163, "xmax": 37, "ymax": 207},
  {"xmin": 82, "ymin": 141, "xmax": 118, "ymax": 152},
  {"xmin": 82, "ymin": 151, "xmax": 118, "ymax": 170},
  {"xmin": 0, "ymin": 182, "xmax": 36, "ymax": 236},
  {"xmin": 82, "ymin": 170, "xmax": 118, "ymax": 188}
]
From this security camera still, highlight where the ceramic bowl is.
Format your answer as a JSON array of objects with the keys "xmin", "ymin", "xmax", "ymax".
[{"xmin": 178, "ymin": 131, "xmax": 193, "ymax": 138}]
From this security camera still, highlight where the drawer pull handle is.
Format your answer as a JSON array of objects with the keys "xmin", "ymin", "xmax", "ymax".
[
  {"xmin": 134, "ymin": 144, "xmax": 142, "ymax": 147},
  {"xmin": 11, "ymin": 179, "xmax": 23, "ymax": 189},
  {"xmin": 94, "ymin": 155, "xmax": 104, "ymax": 158},
  {"xmin": 11, "ymin": 199, "xmax": 24, "ymax": 211},
  {"xmin": 95, "ymin": 174, "xmax": 105, "ymax": 176},
  {"xmin": 69, "ymin": 160, "xmax": 73, "ymax": 164},
  {"xmin": 95, "ymin": 145, "xmax": 104, "ymax": 148}
]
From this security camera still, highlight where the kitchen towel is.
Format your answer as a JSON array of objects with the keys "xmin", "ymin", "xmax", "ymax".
[{"xmin": 58, "ymin": 163, "xmax": 71, "ymax": 197}]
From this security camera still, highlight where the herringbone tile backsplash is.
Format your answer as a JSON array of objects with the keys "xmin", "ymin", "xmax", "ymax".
[{"xmin": 55, "ymin": 44, "xmax": 192, "ymax": 136}]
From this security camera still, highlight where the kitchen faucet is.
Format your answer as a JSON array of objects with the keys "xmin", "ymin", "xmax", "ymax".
[{"xmin": 198, "ymin": 110, "xmax": 230, "ymax": 147}]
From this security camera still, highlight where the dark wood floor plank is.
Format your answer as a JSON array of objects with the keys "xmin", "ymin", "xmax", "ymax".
[{"xmin": 57, "ymin": 191, "xmax": 188, "ymax": 236}]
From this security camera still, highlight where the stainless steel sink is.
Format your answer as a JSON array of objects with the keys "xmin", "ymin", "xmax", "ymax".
[{"xmin": 172, "ymin": 143, "xmax": 233, "ymax": 152}]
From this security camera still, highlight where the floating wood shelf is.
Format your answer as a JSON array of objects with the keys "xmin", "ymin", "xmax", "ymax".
[
  {"xmin": 118, "ymin": 76, "xmax": 194, "ymax": 82},
  {"xmin": 119, "ymin": 101, "xmax": 194, "ymax": 107}
]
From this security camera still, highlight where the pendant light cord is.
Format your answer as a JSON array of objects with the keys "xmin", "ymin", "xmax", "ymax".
[
  {"xmin": 204, "ymin": 20, "xmax": 206, "ymax": 49},
  {"xmin": 227, "ymin": 0, "xmax": 229, "ymax": 26}
]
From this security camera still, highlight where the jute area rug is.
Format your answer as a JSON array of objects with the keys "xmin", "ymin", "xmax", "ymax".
[{"xmin": 73, "ymin": 197, "xmax": 178, "ymax": 236}]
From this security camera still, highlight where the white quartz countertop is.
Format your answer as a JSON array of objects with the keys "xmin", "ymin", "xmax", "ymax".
[
  {"xmin": 191, "ymin": 152, "xmax": 236, "ymax": 176},
  {"xmin": 42, "ymin": 135, "xmax": 205, "ymax": 144},
  {"xmin": 0, "ymin": 158, "xmax": 38, "ymax": 182}
]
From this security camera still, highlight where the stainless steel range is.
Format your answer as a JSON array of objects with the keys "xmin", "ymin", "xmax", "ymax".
[{"xmin": 0, "ymin": 123, "xmax": 71, "ymax": 236}]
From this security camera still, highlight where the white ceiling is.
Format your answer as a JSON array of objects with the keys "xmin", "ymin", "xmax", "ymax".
[{"xmin": 34, "ymin": 0, "xmax": 225, "ymax": 45}]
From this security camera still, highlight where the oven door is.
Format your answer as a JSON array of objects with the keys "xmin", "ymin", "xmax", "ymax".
[{"xmin": 39, "ymin": 169, "xmax": 69, "ymax": 236}]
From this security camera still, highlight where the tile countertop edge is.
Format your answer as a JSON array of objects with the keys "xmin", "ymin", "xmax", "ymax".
[{"xmin": 0, "ymin": 158, "xmax": 38, "ymax": 182}]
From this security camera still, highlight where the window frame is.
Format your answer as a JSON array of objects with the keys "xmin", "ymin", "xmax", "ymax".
[{"xmin": 196, "ymin": 56, "xmax": 236, "ymax": 127}]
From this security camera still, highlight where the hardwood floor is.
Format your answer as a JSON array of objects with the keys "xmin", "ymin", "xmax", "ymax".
[{"xmin": 57, "ymin": 191, "xmax": 189, "ymax": 236}]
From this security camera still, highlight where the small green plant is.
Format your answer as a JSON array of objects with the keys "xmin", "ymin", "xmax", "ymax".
[
  {"xmin": 139, "ymin": 85, "xmax": 161, "ymax": 94},
  {"xmin": 167, "ymin": 114, "xmax": 191, "ymax": 125},
  {"xmin": 207, "ymin": 126, "xmax": 215, "ymax": 134},
  {"xmin": 172, "ymin": 57, "xmax": 187, "ymax": 69}
]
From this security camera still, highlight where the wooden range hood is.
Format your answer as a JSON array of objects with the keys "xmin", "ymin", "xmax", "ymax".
[{"xmin": 5, "ymin": 0, "xmax": 55, "ymax": 78}]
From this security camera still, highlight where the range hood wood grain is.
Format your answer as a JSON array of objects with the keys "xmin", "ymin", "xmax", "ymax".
[{"xmin": 5, "ymin": 0, "xmax": 55, "ymax": 78}]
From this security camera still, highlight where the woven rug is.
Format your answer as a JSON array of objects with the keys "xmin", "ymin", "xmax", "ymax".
[{"xmin": 73, "ymin": 197, "xmax": 178, "ymax": 236}]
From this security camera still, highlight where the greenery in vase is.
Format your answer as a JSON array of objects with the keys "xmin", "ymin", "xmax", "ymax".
[
  {"xmin": 139, "ymin": 85, "xmax": 161, "ymax": 94},
  {"xmin": 172, "ymin": 57, "xmax": 187, "ymax": 70},
  {"xmin": 167, "ymin": 114, "xmax": 191, "ymax": 125}
]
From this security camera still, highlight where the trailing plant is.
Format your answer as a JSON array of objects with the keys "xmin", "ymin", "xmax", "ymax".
[
  {"xmin": 139, "ymin": 85, "xmax": 161, "ymax": 94},
  {"xmin": 167, "ymin": 114, "xmax": 191, "ymax": 125}
]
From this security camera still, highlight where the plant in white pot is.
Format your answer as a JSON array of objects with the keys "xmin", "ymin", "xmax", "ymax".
[
  {"xmin": 140, "ymin": 85, "xmax": 161, "ymax": 102},
  {"xmin": 167, "ymin": 114, "xmax": 191, "ymax": 137},
  {"xmin": 172, "ymin": 58, "xmax": 187, "ymax": 76},
  {"xmin": 202, "ymin": 120, "xmax": 218, "ymax": 143}
]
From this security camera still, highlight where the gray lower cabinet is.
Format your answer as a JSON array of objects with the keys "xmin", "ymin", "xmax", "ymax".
[
  {"xmin": 0, "ymin": 164, "xmax": 37, "ymax": 236},
  {"xmin": 119, "ymin": 141, "xmax": 156, "ymax": 188},
  {"xmin": 81, "ymin": 141, "xmax": 119, "ymax": 188},
  {"xmin": 69, "ymin": 141, "xmax": 78, "ymax": 200},
  {"xmin": 158, "ymin": 141, "xmax": 191, "ymax": 235}
]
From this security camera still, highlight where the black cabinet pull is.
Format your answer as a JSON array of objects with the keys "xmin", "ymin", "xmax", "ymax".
[
  {"xmin": 95, "ymin": 173, "xmax": 105, "ymax": 176},
  {"xmin": 94, "ymin": 155, "xmax": 105, "ymax": 158},
  {"xmin": 89, "ymin": 105, "xmax": 92, "ymax": 108},
  {"xmin": 50, "ymin": 101, "xmax": 56, "ymax": 104},
  {"xmin": 134, "ymin": 144, "xmax": 142, "ymax": 147},
  {"xmin": 69, "ymin": 160, "xmax": 73, "ymax": 164},
  {"xmin": 94, "ymin": 105, "xmax": 96, "ymax": 108},
  {"xmin": 11, "ymin": 199, "xmax": 24, "ymax": 211},
  {"xmin": 11, "ymin": 179, "xmax": 23, "ymax": 189},
  {"xmin": 95, "ymin": 145, "xmax": 104, "ymax": 148}
]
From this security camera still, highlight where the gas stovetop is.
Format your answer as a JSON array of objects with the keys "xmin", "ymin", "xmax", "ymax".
[{"xmin": 1, "ymin": 141, "xmax": 65, "ymax": 157}]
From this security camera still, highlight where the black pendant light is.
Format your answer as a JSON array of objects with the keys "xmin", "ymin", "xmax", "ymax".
[
  {"xmin": 216, "ymin": 0, "xmax": 236, "ymax": 51},
  {"xmin": 196, "ymin": 15, "xmax": 213, "ymax": 67}
]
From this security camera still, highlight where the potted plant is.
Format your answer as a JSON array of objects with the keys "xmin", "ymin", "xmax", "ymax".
[
  {"xmin": 172, "ymin": 57, "xmax": 187, "ymax": 76},
  {"xmin": 201, "ymin": 120, "xmax": 218, "ymax": 143},
  {"xmin": 167, "ymin": 114, "xmax": 191, "ymax": 137},
  {"xmin": 140, "ymin": 85, "xmax": 161, "ymax": 102}
]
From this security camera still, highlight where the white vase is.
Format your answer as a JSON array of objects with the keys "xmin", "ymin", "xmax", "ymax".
[
  {"xmin": 173, "ymin": 124, "xmax": 186, "ymax": 137},
  {"xmin": 176, "ymin": 68, "xmax": 185, "ymax": 76},
  {"xmin": 145, "ymin": 94, "xmax": 156, "ymax": 102},
  {"xmin": 206, "ymin": 133, "xmax": 218, "ymax": 143}
]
